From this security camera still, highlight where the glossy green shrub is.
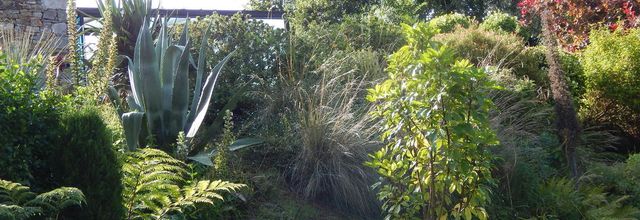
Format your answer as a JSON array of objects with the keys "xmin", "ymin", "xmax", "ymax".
[
  {"xmin": 581, "ymin": 28, "xmax": 640, "ymax": 111},
  {"xmin": 367, "ymin": 23, "xmax": 497, "ymax": 220},
  {"xmin": 46, "ymin": 107, "xmax": 124, "ymax": 219},
  {"xmin": 0, "ymin": 54, "xmax": 64, "ymax": 185},
  {"xmin": 428, "ymin": 13, "xmax": 473, "ymax": 33}
]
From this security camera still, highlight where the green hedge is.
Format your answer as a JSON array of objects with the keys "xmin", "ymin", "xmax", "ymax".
[{"xmin": 51, "ymin": 107, "xmax": 124, "ymax": 219}]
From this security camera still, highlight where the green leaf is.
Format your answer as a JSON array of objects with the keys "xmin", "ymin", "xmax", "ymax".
[
  {"xmin": 228, "ymin": 137, "xmax": 263, "ymax": 151},
  {"xmin": 185, "ymin": 50, "xmax": 236, "ymax": 138},
  {"xmin": 122, "ymin": 112, "xmax": 145, "ymax": 151},
  {"xmin": 187, "ymin": 137, "xmax": 262, "ymax": 166}
]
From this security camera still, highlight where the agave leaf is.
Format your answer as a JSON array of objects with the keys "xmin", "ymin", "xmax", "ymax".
[
  {"xmin": 229, "ymin": 138, "xmax": 264, "ymax": 151},
  {"xmin": 187, "ymin": 25, "xmax": 211, "ymax": 125},
  {"xmin": 126, "ymin": 56, "xmax": 144, "ymax": 109},
  {"xmin": 171, "ymin": 44, "xmax": 191, "ymax": 136},
  {"xmin": 122, "ymin": 112, "xmax": 145, "ymax": 151},
  {"xmin": 126, "ymin": 95, "xmax": 142, "ymax": 112},
  {"xmin": 159, "ymin": 45, "xmax": 183, "ymax": 136},
  {"xmin": 107, "ymin": 86, "xmax": 124, "ymax": 117},
  {"xmin": 186, "ymin": 152, "xmax": 213, "ymax": 166},
  {"xmin": 178, "ymin": 19, "xmax": 190, "ymax": 46},
  {"xmin": 136, "ymin": 18, "xmax": 162, "ymax": 140},
  {"xmin": 185, "ymin": 50, "xmax": 236, "ymax": 138},
  {"xmin": 187, "ymin": 138, "xmax": 263, "ymax": 166}
]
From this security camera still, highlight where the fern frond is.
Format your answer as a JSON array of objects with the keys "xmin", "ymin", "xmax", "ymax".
[
  {"xmin": 25, "ymin": 187, "xmax": 85, "ymax": 213},
  {"xmin": 0, "ymin": 179, "xmax": 84, "ymax": 218},
  {"xmin": 0, "ymin": 180, "xmax": 36, "ymax": 205},
  {"xmin": 123, "ymin": 149, "xmax": 246, "ymax": 219},
  {"xmin": 0, "ymin": 204, "xmax": 41, "ymax": 219},
  {"xmin": 178, "ymin": 180, "xmax": 245, "ymax": 205}
]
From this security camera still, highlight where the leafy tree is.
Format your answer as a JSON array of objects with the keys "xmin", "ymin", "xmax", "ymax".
[
  {"xmin": 480, "ymin": 10, "xmax": 526, "ymax": 38},
  {"xmin": 366, "ymin": 23, "xmax": 497, "ymax": 220},
  {"xmin": 419, "ymin": 0, "xmax": 519, "ymax": 19},
  {"xmin": 182, "ymin": 14, "xmax": 287, "ymax": 150},
  {"xmin": 519, "ymin": 0, "xmax": 640, "ymax": 51},
  {"xmin": 286, "ymin": 0, "xmax": 371, "ymax": 28}
]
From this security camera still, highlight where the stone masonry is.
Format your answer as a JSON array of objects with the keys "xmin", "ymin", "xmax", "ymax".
[{"xmin": 0, "ymin": 0, "xmax": 67, "ymax": 43}]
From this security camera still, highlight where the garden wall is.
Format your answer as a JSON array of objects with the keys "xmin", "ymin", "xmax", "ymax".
[{"xmin": 0, "ymin": 0, "xmax": 67, "ymax": 43}]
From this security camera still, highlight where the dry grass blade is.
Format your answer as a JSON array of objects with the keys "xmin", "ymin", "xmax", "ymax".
[{"xmin": 0, "ymin": 28, "xmax": 65, "ymax": 88}]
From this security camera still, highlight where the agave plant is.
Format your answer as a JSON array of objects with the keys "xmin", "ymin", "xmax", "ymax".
[
  {"xmin": 97, "ymin": 0, "xmax": 153, "ymax": 60},
  {"xmin": 115, "ymin": 16, "xmax": 235, "ymax": 153}
]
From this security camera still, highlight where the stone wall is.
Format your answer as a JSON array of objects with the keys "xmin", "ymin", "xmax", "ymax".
[{"xmin": 0, "ymin": 0, "xmax": 67, "ymax": 41}]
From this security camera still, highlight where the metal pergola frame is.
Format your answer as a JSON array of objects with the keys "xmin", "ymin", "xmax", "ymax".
[{"xmin": 76, "ymin": 7, "xmax": 285, "ymax": 19}]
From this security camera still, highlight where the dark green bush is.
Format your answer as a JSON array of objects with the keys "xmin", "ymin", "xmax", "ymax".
[
  {"xmin": 0, "ymin": 54, "xmax": 64, "ymax": 185},
  {"xmin": 49, "ymin": 107, "xmax": 124, "ymax": 220},
  {"xmin": 182, "ymin": 14, "xmax": 287, "ymax": 146},
  {"xmin": 587, "ymin": 154, "xmax": 640, "ymax": 208},
  {"xmin": 428, "ymin": 13, "xmax": 473, "ymax": 33}
]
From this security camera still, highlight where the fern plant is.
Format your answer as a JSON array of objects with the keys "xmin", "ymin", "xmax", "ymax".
[
  {"xmin": 122, "ymin": 148, "xmax": 245, "ymax": 219},
  {"xmin": 0, "ymin": 179, "xmax": 85, "ymax": 219}
]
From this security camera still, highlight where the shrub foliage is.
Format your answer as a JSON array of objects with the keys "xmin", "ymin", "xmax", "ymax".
[{"xmin": 366, "ymin": 23, "xmax": 497, "ymax": 220}]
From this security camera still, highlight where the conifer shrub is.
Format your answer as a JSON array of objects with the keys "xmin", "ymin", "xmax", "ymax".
[{"xmin": 49, "ymin": 107, "xmax": 124, "ymax": 220}]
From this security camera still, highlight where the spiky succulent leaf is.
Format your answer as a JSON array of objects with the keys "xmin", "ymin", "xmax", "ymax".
[
  {"xmin": 120, "ymin": 13, "xmax": 236, "ymax": 150},
  {"xmin": 187, "ymin": 137, "xmax": 262, "ymax": 166},
  {"xmin": 122, "ymin": 111, "xmax": 145, "ymax": 150},
  {"xmin": 185, "ymin": 51, "xmax": 235, "ymax": 138}
]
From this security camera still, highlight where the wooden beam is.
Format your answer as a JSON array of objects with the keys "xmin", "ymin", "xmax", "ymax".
[{"xmin": 76, "ymin": 7, "xmax": 284, "ymax": 20}]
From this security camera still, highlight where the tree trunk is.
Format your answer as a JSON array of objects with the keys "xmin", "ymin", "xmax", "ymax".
[{"xmin": 540, "ymin": 9, "xmax": 581, "ymax": 179}]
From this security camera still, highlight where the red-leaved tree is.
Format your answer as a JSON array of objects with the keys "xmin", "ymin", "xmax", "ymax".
[{"xmin": 519, "ymin": 0, "xmax": 640, "ymax": 51}]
